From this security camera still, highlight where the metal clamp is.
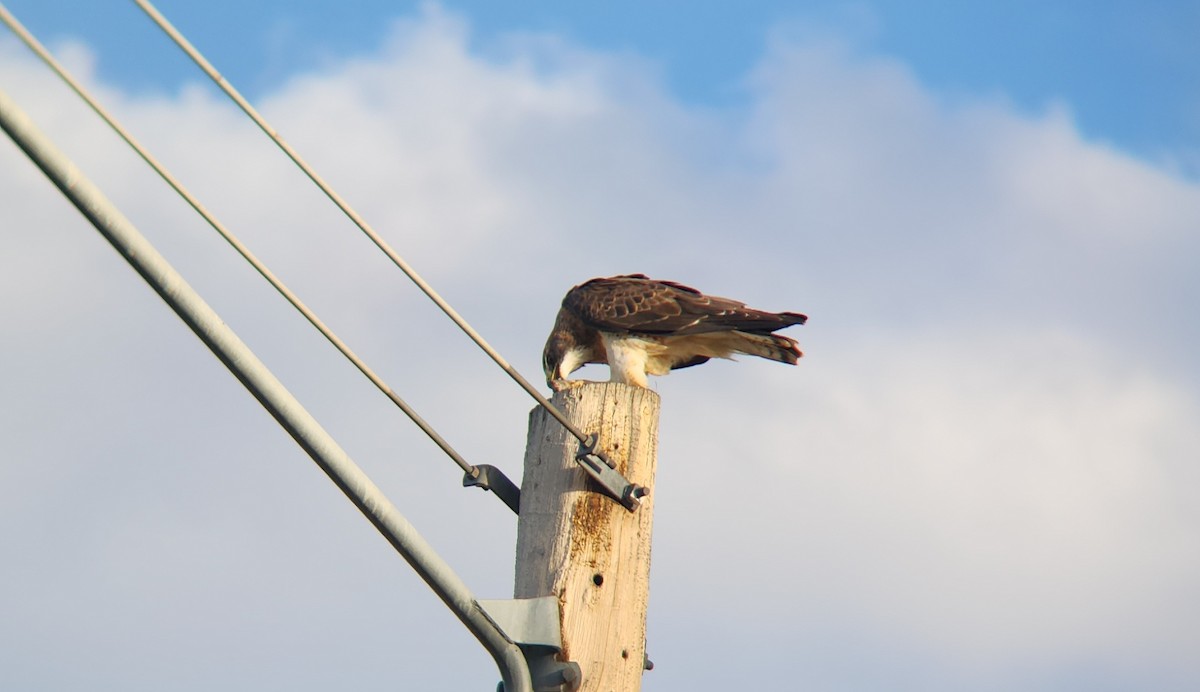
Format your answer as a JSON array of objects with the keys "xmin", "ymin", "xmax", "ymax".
[
  {"xmin": 463, "ymin": 464, "xmax": 521, "ymax": 515},
  {"xmin": 575, "ymin": 434, "xmax": 647, "ymax": 512},
  {"xmin": 481, "ymin": 597, "xmax": 581, "ymax": 692}
]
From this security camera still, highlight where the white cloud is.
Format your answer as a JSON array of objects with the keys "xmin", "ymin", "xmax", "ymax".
[{"xmin": 2, "ymin": 6, "xmax": 1199, "ymax": 690}]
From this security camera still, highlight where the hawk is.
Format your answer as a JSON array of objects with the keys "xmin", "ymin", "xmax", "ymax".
[{"xmin": 543, "ymin": 274, "xmax": 807, "ymax": 390}]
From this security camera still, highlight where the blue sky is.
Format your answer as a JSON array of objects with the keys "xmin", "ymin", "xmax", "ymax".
[
  {"xmin": 2, "ymin": 2, "xmax": 1199, "ymax": 691},
  {"xmin": 8, "ymin": 1, "xmax": 1200, "ymax": 173}
]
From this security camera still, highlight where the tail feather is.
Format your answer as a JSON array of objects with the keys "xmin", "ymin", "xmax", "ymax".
[
  {"xmin": 735, "ymin": 331, "xmax": 803, "ymax": 364},
  {"xmin": 703, "ymin": 308, "xmax": 807, "ymax": 335}
]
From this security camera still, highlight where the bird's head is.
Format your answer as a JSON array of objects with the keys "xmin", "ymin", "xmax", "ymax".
[
  {"xmin": 542, "ymin": 330, "xmax": 578, "ymax": 387},
  {"xmin": 542, "ymin": 308, "xmax": 593, "ymax": 389}
]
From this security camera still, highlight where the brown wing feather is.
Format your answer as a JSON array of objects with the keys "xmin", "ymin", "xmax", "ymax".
[{"xmin": 563, "ymin": 275, "xmax": 806, "ymax": 336}]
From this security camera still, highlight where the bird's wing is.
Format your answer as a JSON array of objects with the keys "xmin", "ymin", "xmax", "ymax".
[{"xmin": 564, "ymin": 275, "xmax": 806, "ymax": 336}]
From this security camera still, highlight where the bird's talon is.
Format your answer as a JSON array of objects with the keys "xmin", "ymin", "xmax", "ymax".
[{"xmin": 549, "ymin": 378, "xmax": 588, "ymax": 392}]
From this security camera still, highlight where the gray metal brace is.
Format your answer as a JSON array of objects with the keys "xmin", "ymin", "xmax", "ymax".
[
  {"xmin": 480, "ymin": 597, "xmax": 581, "ymax": 692},
  {"xmin": 463, "ymin": 464, "xmax": 522, "ymax": 515}
]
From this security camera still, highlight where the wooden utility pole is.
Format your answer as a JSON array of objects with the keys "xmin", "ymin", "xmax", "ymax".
[{"xmin": 515, "ymin": 382, "xmax": 660, "ymax": 691}]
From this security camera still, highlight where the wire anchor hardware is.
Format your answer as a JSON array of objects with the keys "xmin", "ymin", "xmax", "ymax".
[
  {"xmin": 463, "ymin": 464, "xmax": 522, "ymax": 515},
  {"xmin": 575, "ymin": 434, "xmax": 647, "ymax": 512}
]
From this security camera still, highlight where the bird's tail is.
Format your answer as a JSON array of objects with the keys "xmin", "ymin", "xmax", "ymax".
[{"xmin": 734, "ymin": 331, "xmax": 803, "ymax": 365}]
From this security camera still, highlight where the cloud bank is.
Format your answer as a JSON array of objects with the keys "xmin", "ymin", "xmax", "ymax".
[{"xmin": 2, "ymin": 6, "xmax": 1198, "ymax": 690}]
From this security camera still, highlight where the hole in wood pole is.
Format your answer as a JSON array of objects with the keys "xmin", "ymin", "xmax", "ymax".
[{"xmin": 592, "ymin": 573, "xmax": 604, "ymax": 587}]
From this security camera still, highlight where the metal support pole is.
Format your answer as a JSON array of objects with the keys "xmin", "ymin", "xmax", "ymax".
[{"xmin": 0, "ymin": 85, "xmax": 531, "ymax": 692}]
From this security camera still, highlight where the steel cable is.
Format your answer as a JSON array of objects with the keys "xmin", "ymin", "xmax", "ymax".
[
  {"xmin": 131, "ymin": 0, "xmax": 591, "ymax": 445},
  {"xmin": 0, "ymin": 3, "xmax": 479, "ymax": 477}
]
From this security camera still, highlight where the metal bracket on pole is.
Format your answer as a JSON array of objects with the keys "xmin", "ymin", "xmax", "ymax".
[
  {"xmin": 575, "ymin": 434, "xmax": 647, "ymax": 512},
  {"xmin": 463, "ymin": 464, "xmax": 521, "ymax": 515},
  {"xmin": 480, "ymin": 597, "xmax": 581, "ymax": 692}
]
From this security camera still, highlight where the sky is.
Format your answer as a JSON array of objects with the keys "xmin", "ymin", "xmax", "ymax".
[{"xmin": 1, "ymin": 1, "xmax": 1199, "ymax": 690}]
